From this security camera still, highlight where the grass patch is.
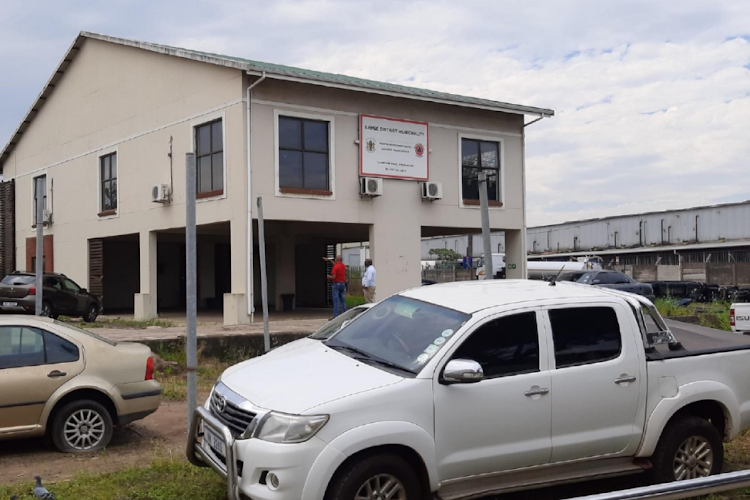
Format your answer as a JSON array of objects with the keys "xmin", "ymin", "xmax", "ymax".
[
  {"xmin": 60, "ymin": 317, "xmax": 176, "ymax": 329},
  {"xmin": 345, "ymin": 295, "xmax": 366, "ymax": 308},
  {"xmin": 0, "ymin": 460, "xmax": 225, "ymax": 500},
  {"xmin": 653, "ymin": 298, "xmax": 733, "ymax": 332}
]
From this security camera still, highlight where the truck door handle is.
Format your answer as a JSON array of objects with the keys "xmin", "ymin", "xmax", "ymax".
[
  {"xmin": 48, "ymin": 370, "xmax": 67, "ymax": 378},
  {"xmin": 615, "ymin": 375, "xmax": 637, "ymax": 385},
  {"xmin": 524, "ymin": 387, "xmax": 550, "ymax": 397}
]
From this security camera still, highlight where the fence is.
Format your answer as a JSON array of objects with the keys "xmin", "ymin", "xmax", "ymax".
[
  {"xmin": 610, "ymin": 263, "xmax": 750, "ymax": 287},
  {"xmin": 422, "ymin": 268, "xmax": 476, "ymax": 283}
]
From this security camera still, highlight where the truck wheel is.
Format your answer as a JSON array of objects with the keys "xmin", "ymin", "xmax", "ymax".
[
  {"xmin": 51, "ymin": 399, "xmax": 114, "ymax": 453},
  {"xmin": 650, "ymin": 416, "xmax": 723, "ymax": 483},
  {"xmin": 327, "ymin": 454, "xmax": 422, "ymax": 500}
]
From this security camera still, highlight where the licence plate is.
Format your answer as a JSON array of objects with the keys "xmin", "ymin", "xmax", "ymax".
[
  {"xmin": 2, "ymin": 302, "xmax": 17, "ymax": 307},
  {"xmin": 203, "ymin": 426, "xmax": 226, "ymax": 457}
]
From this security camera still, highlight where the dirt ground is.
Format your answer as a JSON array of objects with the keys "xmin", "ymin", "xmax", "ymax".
[{"xmin": 0, "ymin": 397, "xmax": 199, "ymax": 485}]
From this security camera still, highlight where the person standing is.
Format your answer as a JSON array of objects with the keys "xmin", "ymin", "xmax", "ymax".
[
  {"xmin": 324, "ymin": 255, "xmax": 347, "ymax": 317},
  {"xmin": 362, "ymin": 258, "xmax": 377, "ymax": 303}
]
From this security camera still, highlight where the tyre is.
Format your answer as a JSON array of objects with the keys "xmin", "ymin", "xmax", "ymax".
[
  {"xmin": 83, "ymin": 303, "xmax": 99, "ymax": 323},
  {"xmin": 650, "ymin": 416, "xmax": 723, "ymax": 483},
  {"xmin": 51, "ymin": 399, "xmax": 114, "ymax": 453},
  {"xmin": 40, "ymin": 301, "xmax": 53, "ymax": 318},
  {"xmin": 326, "ymin": 454, "xmax": 422, "ymax": 500}
]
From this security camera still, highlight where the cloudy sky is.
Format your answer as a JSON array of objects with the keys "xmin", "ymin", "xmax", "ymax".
[{"xmin": 1, "ymin": 0, "xmax": 748, "ymax": 226}]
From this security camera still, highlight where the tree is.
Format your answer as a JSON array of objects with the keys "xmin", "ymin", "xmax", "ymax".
[{"xmin": 428, "ymin": 248, "xmax": 462, "ymax": 263}]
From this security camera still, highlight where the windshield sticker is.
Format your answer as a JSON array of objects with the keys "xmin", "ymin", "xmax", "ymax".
[
  {"xmin": 416, "ymin": 354, "xmax": 430, "ymax": 365},
  {"xmin": 423, "ymin": 344, "xmax": 439, "ymax": 355},
  {"xmin": 433, "ymin": 337, "xmax": 446, "ymax": 346},
  {"xmin": 441, "ymin": 329, "xmax": 454, "ymax": 338}
]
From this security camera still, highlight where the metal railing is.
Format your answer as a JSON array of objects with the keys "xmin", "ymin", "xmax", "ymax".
[{"xmin": 566, "ymin": 470, "xmax": 750, "ymax": 500}]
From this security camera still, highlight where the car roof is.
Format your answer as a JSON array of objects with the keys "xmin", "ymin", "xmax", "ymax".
[
  {"xmin": 399, "ymin": 279, "xmax": 625, "ymax": 314},
  {"xmin": 0, "ymin": 314, "xmax": 57, "ymax": 325},
  {"xmin": 9, "ymin": 271, "xmax": 67, "ymax": 277}
]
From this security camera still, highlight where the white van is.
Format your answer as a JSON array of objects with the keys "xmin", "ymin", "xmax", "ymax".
[{"xmin": 476, "ymin": 253, "xmax": 505, "ymax": 279}]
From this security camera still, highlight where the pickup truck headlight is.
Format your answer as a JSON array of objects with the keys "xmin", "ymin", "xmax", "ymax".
[{"xmin": 255, "ymin": 412, "xmax": 329, "ymax": 443}]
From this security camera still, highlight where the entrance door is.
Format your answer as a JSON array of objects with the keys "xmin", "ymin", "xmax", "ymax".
[
  {"xmin": 434, "ymin": 309, "xmax": 552, "ymax": 481},
  {"xmin": 545, "ymin": 304, "xmax": 645, "ymax": 463}
]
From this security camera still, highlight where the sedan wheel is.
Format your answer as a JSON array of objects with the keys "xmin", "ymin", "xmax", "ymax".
[
  {"xmin": 51, "ymin": 399, "xmax": 114, "ymax": 453},
  {"xmin": 40, "ymin": 301, "xmax": 52, "ymax": 317},
  {"xmin": 83, "ymin": 303, "xmax": 99, "ymax": 323}
]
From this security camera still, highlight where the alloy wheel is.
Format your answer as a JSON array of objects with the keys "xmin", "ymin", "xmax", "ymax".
[
  {"xmin": 355, "ymin": 474, "xmax": 407, "ymax": 500},
  {"xmin": 674, "ymin": 435, "xmax": 714, "ymax": 480},
  {"xmin": 64, "ymin": 409, "xmax": 106, "ymax": 451}
]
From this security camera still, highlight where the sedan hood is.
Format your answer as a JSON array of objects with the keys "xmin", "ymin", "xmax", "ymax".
[{"xmin": 220, "ymin": 339, "xmax": 403, "ymax": 414}]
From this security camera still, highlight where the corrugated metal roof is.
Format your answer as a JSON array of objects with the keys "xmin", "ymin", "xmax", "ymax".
[{"xmin": 0, "ymin": 31, "xmax": 554, "ymax": 169}]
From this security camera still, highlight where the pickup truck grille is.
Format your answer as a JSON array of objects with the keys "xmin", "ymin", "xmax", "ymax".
[{"xmin": 209, "ymin": 390, "xmax": 256, "ymax": 438}]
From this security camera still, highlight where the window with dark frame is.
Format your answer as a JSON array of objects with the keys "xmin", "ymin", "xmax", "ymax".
[
  {"xmin": 549, "ymin": 307, "xmax": 622, "ymax": 368},
  {"xmin": 100, "ymin": 152, "xmax": 118, "ymax": 214},
  {"xmin": 278, "ymin": 116, "xmax": 330, "ymax": 194},
  {"xmin": 461, "ymin": 138, "xmax": 501, "ymax": 205},
  {"xmin": 195, "ymin": 119, "xmax": 224, "ymax": 197},
  {"xmin": 33, "ymin": 175, "xmax": 47, "ymax": 224}
]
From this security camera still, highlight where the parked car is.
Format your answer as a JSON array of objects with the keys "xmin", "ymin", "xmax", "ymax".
[
  {"xmin": 309, "ymin": 304, "xmax": 374, "ymax": 341},
  {"xmin": 188, "ymin": 280, "xmax": 750, "ymax": 500},
  {"xmin": 0, "ymin": 271, "xmax": 100, "ymax": 321},
  {"xmin": 731, "ymin": 303, "xmax": 750, "ymax": 334},
  {"xmin": 0, "ymin": 315, "xmax": 161, "ymax": 452},
  {"xmin": 421, "ymin": 278, "xmax": 437, "ymax": 286},
  {"xmin": 558, "ymin": 270, "xmax": 655, "ymax": 301}
]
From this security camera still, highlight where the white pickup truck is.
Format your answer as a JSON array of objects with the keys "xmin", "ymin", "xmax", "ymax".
[
  {"xmin": 731, "ymin": 303, "xmax": 750, "ymax": 334},
  {"xmin": 188, "ymin": 280, "xmax": 750, "ymax": 500}
]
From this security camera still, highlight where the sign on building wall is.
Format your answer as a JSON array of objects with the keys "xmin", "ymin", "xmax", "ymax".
[{"xmin": 359, "ymin": 115, "xmax": 429, "ymax": 180}]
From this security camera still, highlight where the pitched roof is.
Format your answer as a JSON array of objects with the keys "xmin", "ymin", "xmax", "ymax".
[{"xmin": 0, "ymin": 31, "xmax": 554, "ymax": 168}]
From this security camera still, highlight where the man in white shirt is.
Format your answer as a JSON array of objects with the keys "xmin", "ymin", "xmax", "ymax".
[{"xmin": 362, "ymin": 259, "xmax": 377, "ymax": 303}]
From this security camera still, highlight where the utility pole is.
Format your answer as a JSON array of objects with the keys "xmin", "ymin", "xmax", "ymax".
[
  {"xmin": 478, "ymin": 172, "xmax": 494, "ymax": 280},
  {"xmin": 257, "ymin": 197, "xmax": 271, "ymax": 353},
  {"xmin": 185, "ymin": 153, "xmax": 197, "ymax": 430},
  {"xmin": 35, "ymin": 177, "xmax": 44, "ymax": 315}
]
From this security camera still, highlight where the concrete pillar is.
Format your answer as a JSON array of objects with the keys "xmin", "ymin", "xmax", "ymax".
[
  {"xmin": 275, "ymin": 234, "xmax": 296, "ymax": 311},
  {"xmin": 369, "ymin": 180, "xmax": 421, "ymax": 298},
  {"xmin": 224, "ymin": 218, "xmax": 250, "ymax": 325},
  {"xmin": 134, "ymin": 230, "xmax": 157, "ymax": 319},
  {"xmin": 505, "ymin": 229, "xmax": 527, "ymax": 279}
]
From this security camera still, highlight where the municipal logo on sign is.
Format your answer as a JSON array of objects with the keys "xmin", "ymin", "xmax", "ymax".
[
  {"xmin": 414, "ymin": 143, "xmax": 425, "ymax": 157},
  {"xmin": 365, "ymin": 138, "xmax": 376, "ymax": 153}
]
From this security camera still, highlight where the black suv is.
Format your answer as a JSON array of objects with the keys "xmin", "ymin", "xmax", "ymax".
[
  {"xmin": 558, "ymin": 270, "xmax": 656, "ymax": 302},
  {"xmin": 0, "ymin": 271, "xmax": 100, "ymax": 321}
]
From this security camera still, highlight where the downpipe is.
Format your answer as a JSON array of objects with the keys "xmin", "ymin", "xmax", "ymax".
[{"xmin": 246, "ymin": 72, "xmax": 266, "ymax": 322}]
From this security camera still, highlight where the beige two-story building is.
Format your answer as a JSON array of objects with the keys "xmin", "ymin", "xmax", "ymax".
[{"xmin": 0, "ymin": 32, "xmax": 553, "ymax": 325}]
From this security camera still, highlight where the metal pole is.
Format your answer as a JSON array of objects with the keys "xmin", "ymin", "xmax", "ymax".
[
  {"xmin": 478, "ymin": 172, "xmax": 494, "ymax": 280},
  {"xmin": 35, "ymin": 177, "xmax": 44, "ymax": 315},
  {"xmin": 185, "ymin": 153, "xmax": 197, "ymax": 430},
  {"xmin": 256, "ymin": 197, "xmax": 271, "ymax": 353}
]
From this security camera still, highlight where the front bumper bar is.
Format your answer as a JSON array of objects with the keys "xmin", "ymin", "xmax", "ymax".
[{"xmin": 187, "ymin": 406, "xmax": 240, "ymax": 500}]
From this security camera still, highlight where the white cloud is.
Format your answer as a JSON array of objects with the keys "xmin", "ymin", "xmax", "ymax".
[{"xmin": 1, "ymin": 0, "xmax": 749, "ymax": 228}]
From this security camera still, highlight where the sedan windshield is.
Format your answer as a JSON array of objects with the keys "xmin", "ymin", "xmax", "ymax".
[
  {"xmin": 558, "ymin": 272, "xmax": 595, "ymax": 284},
  {"xmin": 325, "ymin": 296, "xmax": 470, "ymax": 375}
]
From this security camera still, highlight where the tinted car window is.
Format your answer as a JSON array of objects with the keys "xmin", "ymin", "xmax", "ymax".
[
  {"xmin": 549, "ymin": 307, "xmax": 622, "ymax": 368},
  {"xmin": 45, "ymin": 277, "xmax": 63, "ymax": 289},
  {"xmin": 611, "ymin": 272, "xmax": 632, "ymax": 284},
  {"xmin": 593, "ymin": 273, "xmax": 616, "ymax": 284},
  {"xmin": 44, "ymin": 331, "xmax": 79, "ymax": 364},
  {"xmin": 0, "ymin": 326, "xmax": 45, "ymax": 369},
  {"xmin": 1, "ymin": 275, "xmax": 35, "ymax": 286},
  {"xmin": 62, "ymin": 278, "xmax": 81, "ymax": 293},
  {"xmin": 452, "ymin": 312, "xmax": 539, "ymax": 378}
]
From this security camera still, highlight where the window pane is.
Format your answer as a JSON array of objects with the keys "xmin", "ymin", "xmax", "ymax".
[
  {"xmin": 212, "ymin": 152, "xmax": 224, "ymax": 191},
  {"xmin": 453, "ymin": 312, "xmax": 539, "ymax": 378},
  {"xmin": 549, "ymin": 307, "xmax": 622, "ymax": 368},
  {"xmin": 44, "ymin": 330, "xmax": 79, "ymax": 364},
  {"xmin": 197, "ymin": 124, "xmax": 211, "ymax": 156},
  {"xmin": 199, "ymin": 155, "xmax": 212, "ymax": 193},
  {"xmin": 109, "ymin": 179, "xmax": 117, "ymax": 209},
  {"xmin": 211, "ymin": 121, "xmax": 223, "ymax": 153},
  {"xmin": 486, "ymin": 171, "xmax": 499, "ymax": 202},
  {"xmin": 102, "ymin": 156, "xmax": 110, "ymax": 181},
  {"xmin": 0, "ymin": 326, "xmax": 44, "ymax": 369},
  {"xmin": 110, "ymin": 154, "xmax": 117, "ymax": 180},
  {"xmin": 462, "ymin": 167, "xmax": 478, "ymax": 200},
  {"xmin": 279, "ymin": 117, "xmax": 302, "ymax": 150},
  {"xmin": 63, "ymin": 278, "xmax": 81, "ymax": 292},
  {"xmin": 304, "ymin": 121, "xmax": 328, "ymax": 153},
  {"xmin": 279, "ymin": 150, "xmax": 303, "ymax": 188},
  {"xmin": 480, "ymin": 141, "xmax": 499, "ymax": 168},
  {"xmin": 102, "ymin": 182, "xmax": 111, "ymax": 211},
  {"xmin": 303, "ymin": 152, "xmax": 328, "ymax": 190},
  {"xmin": 461, "ymin": 139, "xmax": 479, "ymax": 167}
]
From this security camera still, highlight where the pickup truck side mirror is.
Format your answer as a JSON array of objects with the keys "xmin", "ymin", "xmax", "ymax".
[{"xmin": 442, "ymin": 359, "xmax": 484, "ymax": 384}]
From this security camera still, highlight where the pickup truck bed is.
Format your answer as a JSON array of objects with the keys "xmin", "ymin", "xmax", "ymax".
[{"xmin": 665, "ymin": 319, "xmax": 750, "ymax": 351}]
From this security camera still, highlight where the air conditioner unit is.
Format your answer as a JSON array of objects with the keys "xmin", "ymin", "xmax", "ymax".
[
  {"xmin": 151, "ymin": 184, "xmax": 170, "ymax": 203},
  {"xmin": 360, "ymin": 177, "xmax": 383, "ymax": 197},
  {"xmin": 420, "ymin": 181, "xmax": 443, "ymax": 201}
]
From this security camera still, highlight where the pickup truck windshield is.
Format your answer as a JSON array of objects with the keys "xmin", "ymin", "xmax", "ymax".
[{"xmin": 326, "ymin": 296, "xmax": 470, "ymax": 374}]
